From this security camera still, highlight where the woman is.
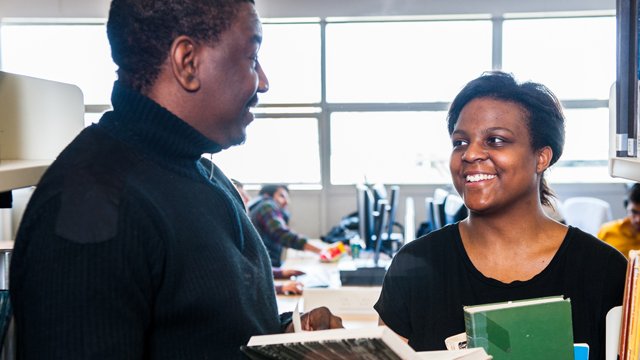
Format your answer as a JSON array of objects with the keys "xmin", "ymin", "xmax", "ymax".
[{"xmin": 374, "ymin": 71, "xmax": 627, "ymax": 360}]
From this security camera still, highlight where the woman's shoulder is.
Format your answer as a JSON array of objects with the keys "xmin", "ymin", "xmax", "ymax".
[
  {"xmin": 565, "ymin": 225, "xmax": 627, "ymax": 267},
  {"xmin": 394, "ymin": 223, "xmax": 461, "ymax": 260}
]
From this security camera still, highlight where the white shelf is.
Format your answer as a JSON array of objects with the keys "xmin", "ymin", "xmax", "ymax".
[
  {"xmin": 0, "ymin": 71, "xmax": 84, "ymax": 194},
  {"xmin": 609, "ymin": 157, "xmax": 640, "ymax": 182},
  {"xmin": 0, "ymin": 160, "xmax": 51, "ymax": 193}
]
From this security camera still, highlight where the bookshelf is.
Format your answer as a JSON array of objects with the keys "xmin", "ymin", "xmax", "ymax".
[
  {"xmin": 610, "ymin": 0, "xmax": 640, "ymax": 182},
  {"xmin": 0, "ymin": 71, "xmax": 85, "ymax": 192}
]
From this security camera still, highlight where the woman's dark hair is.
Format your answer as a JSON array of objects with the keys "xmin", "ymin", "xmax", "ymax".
[
  {"xmin": 259, "ymin": 184, "xmax": 289, "ymax": 198},
  {"xmin": 107, "ymin": 0, "xmax": 254, "ymax": 93},
  {"xmin": 447, "ymin": 71, "xmax": 565, "ymax": 206}
]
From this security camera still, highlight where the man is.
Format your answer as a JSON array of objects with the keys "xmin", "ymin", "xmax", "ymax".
[
  {"xmin": 249, "ymin": 184, "xmax": 322, "ymax": 267},
  {"xmin": 228, "ymin": 175, "xmax": 305, "ymax": 295},
  {"xmin": 598, "ymin": 183, "xmax": 640, "ymax": 258},
  {"xmin": 9, "ymin": 1, "xmax": 341, "ymax": 358}
]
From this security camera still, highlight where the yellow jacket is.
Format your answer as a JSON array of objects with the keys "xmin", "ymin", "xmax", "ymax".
[{"xmin": 597, "ymin": 217, "xmax": 640, "ymax": 258}]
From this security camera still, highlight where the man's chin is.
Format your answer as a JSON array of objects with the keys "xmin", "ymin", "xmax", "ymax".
[{"xmin": 225, "ymin": 133, "xmax": 247, "ymax": 149}]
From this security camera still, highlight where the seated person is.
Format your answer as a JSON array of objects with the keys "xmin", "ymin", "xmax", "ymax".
[
  {"xmin": 230, "ymin": 178, "xmax": 252, "ymax": 209},
  {"xmin": 598, "ymin": 183, "xmax": 640, "ymax": 258},
  {"xmin": 249, "ymin": 184, "xmax": 322, "ymax": 267},
  {"xmin": 374, "ymin": 71, "xmax": 627, "ymax": 360},
  {"xmin": 228, "ymin": 176, "xmax": 306, "ymax": 294},
  {"xmin": 273, "ymin": 267, "xmax": 305, "ymax": 295}
]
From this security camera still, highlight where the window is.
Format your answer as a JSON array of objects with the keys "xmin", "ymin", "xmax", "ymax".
[
  {"xmin": 502, "ymin": 16, "xmax": 615, "ymax": 101},
  {"xmin": 211, "ymin": 117, "xmax": 321, "ymax": 184},
  {"xmin": 325, "ymin": 19, "xmax": 493, "ymax": 103},
  {"xmin": 0, "ymin": 22, "xmax": 116, "ymax": 106},
  {"xmin": 330, "ymin": 111, "xmax": 451, "ymax": 185},
  {"xmin": 259, "ymin": 22, "xmax": 321, "ymax": 104},
  {"xmin": 0, "ymin": 13, "xmax": 617, "ymax": 186}
]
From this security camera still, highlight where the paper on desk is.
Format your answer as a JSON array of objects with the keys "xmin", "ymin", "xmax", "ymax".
[{"xmin": 293, "ymin": 300, "xmax": 302, "ymax": 332}]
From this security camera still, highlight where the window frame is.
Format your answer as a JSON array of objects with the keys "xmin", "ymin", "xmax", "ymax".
[{"xmin": 0, "ymin": 11, "xmax": 618, "ymax": 188}]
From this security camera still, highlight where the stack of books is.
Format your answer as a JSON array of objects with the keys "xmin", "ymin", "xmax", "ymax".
[{"xmin": 619, "ymin": 249, "xmax": 640, "ymax": 359}]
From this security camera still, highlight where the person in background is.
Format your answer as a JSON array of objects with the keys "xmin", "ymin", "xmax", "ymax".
[
  {"xmin": 229, "ymin": 175, "xmax": 305, "ymax": 295},
  {"xmin": 598, "ymin": 183, "xmax": 640, "ymax": 258},
  {"xmin": 10, "ymin": 1, "xmax": 342, "ymax": 358},
  {"xmin": 374, "ymin": 71, "xmax": 626, "ymax": 360},
  {"xmin": 230, "ymin": 177, "xmax": 252, "ymax": 208},
  {"xmin": 249, "ymin": 184, "xmax": 322, "ymax": 267}
]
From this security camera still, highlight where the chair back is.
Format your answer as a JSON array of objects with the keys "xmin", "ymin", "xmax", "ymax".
[
  {"xmin": 561, "ymin": 197, "xmax": 613, "ymax": 236},
  {"xmin": 443, "ymin": 194, "xmax": 468, "ymax": 224}
]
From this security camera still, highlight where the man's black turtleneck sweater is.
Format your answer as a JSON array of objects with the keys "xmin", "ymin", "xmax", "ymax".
[{"xmin": 10, "ymin": 82, "xmax": 282, "ymax": 359}]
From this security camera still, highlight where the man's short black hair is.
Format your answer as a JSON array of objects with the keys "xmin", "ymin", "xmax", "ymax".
[
  {"xmin": 106, "ymin": 0, "xmax": 255, "ymax": 93},
  {"xmin": 625, "ymin": 183, "xmax": 640, "ymax": 207},
  {"xmin": 259, "ymin": 184, "xmax": 288, "ymax": 198}
]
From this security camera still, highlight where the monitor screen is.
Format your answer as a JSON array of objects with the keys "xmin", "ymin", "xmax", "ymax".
[{"xmin": 356, "ymin": 184, "xmax": 375, "ymax": 250}]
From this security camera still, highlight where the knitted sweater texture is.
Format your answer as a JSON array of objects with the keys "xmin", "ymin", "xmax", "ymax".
[{"xmin": 10, "ymin": 82, "xmax": 280, "ymax": 359}]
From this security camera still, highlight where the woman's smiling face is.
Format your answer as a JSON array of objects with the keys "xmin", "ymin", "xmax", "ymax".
[{"xmin": 449, "ymin": 97, "xmax": 545, "ymax": 214}]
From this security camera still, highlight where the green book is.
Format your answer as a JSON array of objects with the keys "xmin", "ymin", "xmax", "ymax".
[{"xmin": 463, "ymin": 295, "xmax": 574, "ymax": 360}]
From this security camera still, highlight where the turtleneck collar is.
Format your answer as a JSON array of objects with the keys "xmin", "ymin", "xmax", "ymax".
[{"xmin": 100, "ymin": 81, "xmax": 223, "ymax": 162}]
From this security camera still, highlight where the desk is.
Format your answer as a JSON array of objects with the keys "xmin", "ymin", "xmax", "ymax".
[{"xmin": 276, "ymin": 244, "xmax": 386, "ymax": 329}]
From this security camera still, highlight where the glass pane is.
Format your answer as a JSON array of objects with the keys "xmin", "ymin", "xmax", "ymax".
[
  {"xmin": 561, "ymin": 108, "xmax": 609, "ymax": 162},
  {"xmin": 211, "ymin": 117, "xmax": 320, "ymax": 184},
  {"xmin": 330, "ymin": 111, "xmax": 452, "ymax": 184},
  {"xmin": 326, "ymin": 20, "xmax": 493, "ymax": 103},
  {"xmin": 502, "ymin": 16, "xmax": 615, "ymax": 100},
  {"xmin": 1, "ymin": 23, "xmax": 117, "ymax": 105},
  {"xmin": 544, "ymin": 108, "xmax": 611, "ymax": 183},
  {"xmin": 258, "ymin": 23, "xmax": 321, "ymax": 104}
]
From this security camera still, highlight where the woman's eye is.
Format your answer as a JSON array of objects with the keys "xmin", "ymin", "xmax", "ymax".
[
  {"xmin": 488, "ymin": 137, "xmax": 505, "ymax": 145},
  {"xmin": 452, "ymin": 139, "xmax": 468, "ymax": 147}
]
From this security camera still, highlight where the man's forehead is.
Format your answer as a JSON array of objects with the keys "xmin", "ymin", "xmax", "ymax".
[{"xmin": 233, "ymin": 4, "xmax": 263, "ymax": 43}]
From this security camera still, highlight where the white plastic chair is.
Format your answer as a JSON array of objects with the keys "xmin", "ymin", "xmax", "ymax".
[{"xmin": 561, "ymin": 197, "xmax": 614, "ymax": 236}]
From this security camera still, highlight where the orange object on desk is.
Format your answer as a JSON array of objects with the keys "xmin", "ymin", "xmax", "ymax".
[{"xmin": 319, "ymin": 242, "xmax": 346, "ymax": 263}]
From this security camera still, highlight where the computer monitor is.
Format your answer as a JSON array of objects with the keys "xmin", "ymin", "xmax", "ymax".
[
  {"xmin": 341, "ymin": 185, "xmax": 387, "ymax": 286},
  {"xmin": 443, "ymin": 194, "xmax": 468, "ymax": 225},
  {"xmin": 356, "ymin": 184, "xmax": 375, "ymax": 249},
  {"xmin": 385, "ymin": 185, "xmax": 399, "ymax": 241},
  {"xmin": 428, "ymin": 188, "xmax": 449, "ymax": 230},
  {"xmin": 372, "ymin": 200, "xmax": 389, "ymax": 267},
  {"xmin": 370, "ymin": 183, "xmax": 388, "ymax": 205}
]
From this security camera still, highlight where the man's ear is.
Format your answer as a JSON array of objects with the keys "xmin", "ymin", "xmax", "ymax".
[
  {"xmin": 169, "ymin": 35, "xmax": 200, "ymax": 92},
  {"xmin": 536, "ymin": 146, "xmax": 553, "ymax": 174}
]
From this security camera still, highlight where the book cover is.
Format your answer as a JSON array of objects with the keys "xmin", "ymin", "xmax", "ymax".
[
  {"xmin": 463, "ymin": 296, "xmax": 573, "ymax": 360},
  {"xmin": 241, "ymin": 326, "xmax": 492, "ymax": 360}
]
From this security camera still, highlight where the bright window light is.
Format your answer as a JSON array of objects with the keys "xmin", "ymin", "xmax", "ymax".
[
  {"xmin": 258, "ymin": 23, "xmax": 321, "ymax": 104},
  {"xmin": 503, "ymin": 16, "xmax": 615, "ymax": 100},
  {"xmin": 325, "ymin": 20, "xmax": 492, "ymax": 103},
  {"xmin": 211, "ymin": 117, "xmax": 321, "ymax": 184},
  {"xmin": 0, "ymin": 23, "xmax": 117, "ymax": 105},
  {"xmin": 330, "ymin": 111, "xmax": 452, "ymax": 184}
]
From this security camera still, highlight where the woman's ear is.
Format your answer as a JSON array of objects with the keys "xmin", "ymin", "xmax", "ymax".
[
  {"xmin": 169, "ymin": 35, "xmax": 200, "ymax": 92},
  {"xmin": 536, "ymin": 146, "xmax": 553, "ymax": 174}
]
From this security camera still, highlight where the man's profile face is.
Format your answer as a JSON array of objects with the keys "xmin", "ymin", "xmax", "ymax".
[
  {"xmin": 273, "ymin": 187, "xmax": 290, "ymax": 210},
  {"xmin": 628, "ymin": 201, "xmax": 640, "ymax": 232},
  {"xmin": 195, "ymin": 2, "xmax": 269, "ymax": 148}
]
